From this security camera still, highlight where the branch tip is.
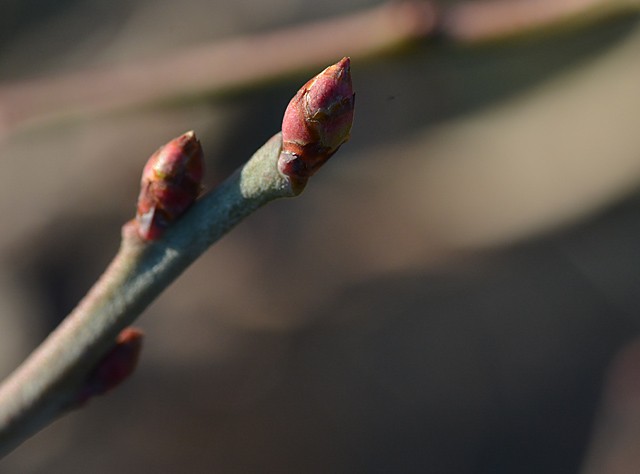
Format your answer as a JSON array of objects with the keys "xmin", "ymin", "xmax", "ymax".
[{"xmin": 278, "ymin": 57, "xmax": 355, "ymax": 182}]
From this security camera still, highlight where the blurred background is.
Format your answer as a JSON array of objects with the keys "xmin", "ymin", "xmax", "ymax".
[{"xmin": 1, "ymin": 0, "xmax": 640, "ymax": 472}]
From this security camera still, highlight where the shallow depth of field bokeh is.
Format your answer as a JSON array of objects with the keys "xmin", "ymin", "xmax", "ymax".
[{"xmin": 2, "ymin": 1, "xmax": 640, "ymax": 473}]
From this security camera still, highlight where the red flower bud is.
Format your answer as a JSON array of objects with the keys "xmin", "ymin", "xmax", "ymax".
[
  {"xmin": 136, "ymin": 131, "xmax": 204, "ymax": 240},
  {"xmin": 278, "ymin": 57, "xmax": 355, "ymax": 180},
  {"xmin": 73, "ymin": 327, "xmax": 144, "ymax": 406}
]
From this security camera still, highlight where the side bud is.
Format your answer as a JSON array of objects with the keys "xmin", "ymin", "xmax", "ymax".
[
  {"xmin": 72, "ymin": 327, "xmax": 144, "ymax": 407},
  {"xmin": 136, "ymin": 131, "xmax": 205, "ymax": 240},
  {"xmin": 278, "ymin": 57, "xmax": 355, "ymax": 181}
]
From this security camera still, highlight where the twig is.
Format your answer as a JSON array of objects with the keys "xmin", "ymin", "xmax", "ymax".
[
  {"xmin": 0, "ymin": 59, "xmax": 354, "ymax": 457},
  {"xmin": 0, "ymin": 133, "xmax": 288, "ymax": 457}
]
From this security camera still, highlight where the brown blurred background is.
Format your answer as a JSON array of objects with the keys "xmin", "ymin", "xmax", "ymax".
[{"xmin": 2, "ymin": 0, "xmax": 640, "ymax": 472}]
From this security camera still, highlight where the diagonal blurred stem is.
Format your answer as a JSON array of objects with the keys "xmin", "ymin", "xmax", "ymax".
[
  {"xmin": 0, "ymin": 133, "xmax": 291, "ymax": 457},
  {"xmin": 1, "ymin": 0, "xmax": 638, "ymax": 138},
  {"xmin": 443, "ymin": 0, "xmax": 640, "ymax": 44},
  {"xmin": 0, "ymin": 1, "xmax": 435, "ymax": 137}
]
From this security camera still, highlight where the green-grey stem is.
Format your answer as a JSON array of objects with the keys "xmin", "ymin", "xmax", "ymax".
[{"xmin": 0, "ymin": 132, "xmax": 293, "ymax": 457}]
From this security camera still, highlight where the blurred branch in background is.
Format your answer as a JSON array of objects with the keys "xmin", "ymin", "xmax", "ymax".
[
  {"xmin": 1, "ymin": 0, "xmax": 638, "ymax": 138},
  {"xmin": 582, "ymin": 337, "xmax": 640, "ymax": 473}
]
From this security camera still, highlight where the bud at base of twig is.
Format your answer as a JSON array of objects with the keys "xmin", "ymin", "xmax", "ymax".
[
  {"xmin": 278, "ymin": 57, "xmax": 355, "ymax": 182},
  {"xmin": 136, "ymin": 131, "xmax": 205, "ymax": 241},
  {"xmin": 71, "ymin": 327, "xmax": 144, "ymax": 408}
]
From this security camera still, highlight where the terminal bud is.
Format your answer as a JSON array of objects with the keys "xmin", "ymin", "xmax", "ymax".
[{"xmin": 279, "ymin": 57, "xmax": 355, "ymax": 181}]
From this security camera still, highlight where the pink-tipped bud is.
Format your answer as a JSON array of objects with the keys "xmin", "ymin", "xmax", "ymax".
[
  {"xmin": 73, "ymin": 327, "xmax": 144, "ymax": 407},
  {"xmin": 278, "ymin": 57, "xmax": 355, "ymax": 180},
  {"xmin": 136, "ymin": 131, "xmax": 204, "ymax": 240}
]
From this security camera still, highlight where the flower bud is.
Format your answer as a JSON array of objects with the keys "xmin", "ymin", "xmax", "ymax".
[
  {"xmin": 136, "ymin": 131, "xmax": 204, "ymax": 240},
  {"xmin": 278, "ymin": 57, "xmax": 355, "ymax": 180},
  {"xmin": 73, "ymin": 327, "xmax": 143, "ymax": 407}
]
